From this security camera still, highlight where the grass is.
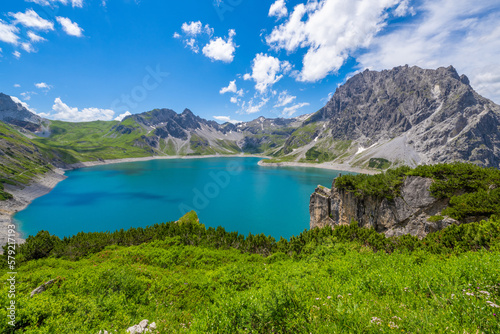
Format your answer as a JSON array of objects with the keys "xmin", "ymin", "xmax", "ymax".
[
  {"xmin": 33, "ymin": 120, "xmax": 153, "ymax": 162},
  {"xmin": 1, "ymin": 212, "xmax": 499, "ymax": 333}
]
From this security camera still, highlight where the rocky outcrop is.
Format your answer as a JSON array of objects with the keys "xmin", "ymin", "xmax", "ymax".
[{"xmin": 310, "ymin": 176, "xmax": 459, "ymax": 238}]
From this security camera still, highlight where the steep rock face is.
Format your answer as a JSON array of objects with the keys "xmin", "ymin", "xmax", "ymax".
[
  {"xmin": 0, "ymin": 93, "xmax": 43, "ymax": 132},
  {"xmin": 310, "ymin": 176, "xmax": 458, "ymax": 238},
  {"xmin": 292, "ymin": 65, "xmax": 500, "ymax": 168}
]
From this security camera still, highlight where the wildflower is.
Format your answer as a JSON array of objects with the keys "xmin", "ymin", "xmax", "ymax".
[
  {"xmin": 392, "ymin": 316, "xmax": 402, "ymax": 320},
  {"xmin": 465, "ymin": 292, "xmax": 474, "ymax": 296},
  {"xmin": 337, "ymin": 295, "xmax": 343, "ymax": 298},
  {"xmin": 480, "ymin": 291, "xmax": 490, "ymax": 296},
  {"xmin": 388, "ymin": 322, "xmax": 399, "ymax": 329},
  {"xmin": 348, "ymin": 293, "xmax": 352, "ymax": 296},
  {"xmin": 316, "ymin": 298, "xmax": 321, "ymax": 300},
  {"xmin": 371, "ymin": 317, "xmax": 382, "ymax": 325},
  {"xmin": 327, "ymin": 296, "xmax": 332, "ymax": 299},
  {"xmin": 486, "ymin": 301, "xmax": 500, "ymax": 308}
]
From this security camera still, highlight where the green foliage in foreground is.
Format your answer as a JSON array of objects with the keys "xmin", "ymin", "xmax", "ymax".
[
  {"xmin": 1, "ymin": 213, "xmax": 500, "ymax": 333},
  {"xmin": 335, "ymin": 162, "xmax": 500, "ymax": 220}
]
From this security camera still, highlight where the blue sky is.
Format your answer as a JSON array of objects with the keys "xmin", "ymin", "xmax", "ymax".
[{"xmin": 1, "ymin": 0, "xmax": 499, "ymax": 123}]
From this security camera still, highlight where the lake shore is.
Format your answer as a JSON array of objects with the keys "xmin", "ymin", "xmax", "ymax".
[
  {"xmin": 0, "ymin": 154, "xmax": 377, "ymax": 249},
  {"xmin": 257, "ymin": 160, "xmax": 380, "ymax": 175}
]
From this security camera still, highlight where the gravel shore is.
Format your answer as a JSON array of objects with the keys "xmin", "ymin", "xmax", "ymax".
[{"xmin": 257, "ymin": 160, "xmax": 380, "ymax": 175}]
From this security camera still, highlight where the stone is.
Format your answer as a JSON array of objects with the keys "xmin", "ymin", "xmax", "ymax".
[
  {"xmin": 311, "ymin": 175, "xmax": 459, "ymax": 238},
  {"xmin": 30, "ymin": 279, "xmax": 56, "ymax": 298}
]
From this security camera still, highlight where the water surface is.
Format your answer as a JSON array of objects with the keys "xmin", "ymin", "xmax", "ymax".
[{"xmin": 15, "ymin": 158, "xmax": 347, "ymax": 240}]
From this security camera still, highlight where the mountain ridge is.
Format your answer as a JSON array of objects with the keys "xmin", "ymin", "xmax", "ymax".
[{"xmin": 1, "ymin": 65, "xmax": 500, "ymax": 192}]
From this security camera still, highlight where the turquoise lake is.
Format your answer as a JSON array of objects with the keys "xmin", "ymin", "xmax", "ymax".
[{"xmin": 14, "ymin": 157, "xmax": 346, "ymax": 240}]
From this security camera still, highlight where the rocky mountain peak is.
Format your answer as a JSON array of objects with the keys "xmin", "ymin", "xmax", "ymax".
[{"xmin": 0, "ymin": 92, "xmax": 43, "ymax": 132}]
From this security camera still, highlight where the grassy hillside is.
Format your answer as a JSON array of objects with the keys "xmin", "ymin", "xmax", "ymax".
[
  {"xmin": 33, "ymin": 119, "xmax": 153, "ymax": 162},
  {"xmin": 0, "ymin": 122, "xmax": 55, "ymax": 199},
  {"xmin": 1, "ymin": 212, "xmax": 500, "ymax": 333}
]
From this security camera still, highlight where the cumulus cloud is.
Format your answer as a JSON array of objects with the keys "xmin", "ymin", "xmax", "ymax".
[
  {"xmin": 230, "ymin": 97, "xmax": 238, "ymax": 104},
  {"xmin": 0, "ymin": 20, "xmax": 19, "ymax": 44},
  {"xmin": 274, "ymin": 90, "xmax": 296, "ymax": 107},
  {"xmin": 266, "ymin": 0, "xmax": 408, "ymax": 82},
  {"xmin": 114, "ymin": 111, "xmax": 132, "ymax": 121},
  {"xmin": 181, "ymin": 21, "xmax": 202, "ymax": 36},
  {"xmin": 56, "ymin": 17, "xmax": 84, "ymax": 37},
  {"xmin": 202, "ymin": 29, "xmax": 236, "ymax": 63},
  {"xmin": 357, "ymin": 0, "xmax": 500, "ymax": 103},
  {"xmin": 269, "ymin": 0, "xmax": 288, "ymax": 19},
  {"xmin": 14, "ymin": 84, "xmax": 21, "ymax": 88},
  {"xmin": 49, "ymin": 98, "xmax": 115, "ymax": 122},
  {"xmin": 219, "ymin": 80, "xmax": 243, "ymax": 96},
  {"xmin": 12, "ymin": 51, "xmax": 21, "ymax": 58},
  {"xmin": 220, "ymin": 80, "xmax": 237, "ymax": 94},
  {"xmin": 243, "ymin": 53, "xmax": 292, "ymax": 93},
  {"xmin": 10, "ymin": 9, "xmax": 54, "ymax": 31},
  {"xmin": 282, "ymin": 102, "xmax": 310, "ymax": 117},
  {"xmin": 213, "ymin": 115, "xmax": 242, "ymax": 124},
  {"xmin": 173, "ymin": 32, "xmax": 181, "ymax": 39},
  {"xmin": 35, "ymin": 82, "xmax": 52, "ymax": 90}
]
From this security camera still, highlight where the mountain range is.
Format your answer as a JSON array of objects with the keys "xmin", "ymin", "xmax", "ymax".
[{"xmin": 1, "ymin": 65, "xmax": 500, "ymax": 190}]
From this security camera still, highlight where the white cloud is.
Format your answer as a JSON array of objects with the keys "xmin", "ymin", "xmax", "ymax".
[
  {"xmin": 26, "ymin": 0, "xmax": 84, "ymax": 7},
  {"xmin": 266, "ymin": 0, "xmax": 407, "ymax": 82},
  {"xmin": 213, "ymin": 115, "xmax": 242, "ymax": 124},
  {"xmin": 269, "ymin": 0, "xmax": 288, "ymax": 19},
  {"xmin": 21, "ymin": 42, "xmax": 35, "ymax": 53},
  {"xmin": 35, "ymin": 82, "xmax": 52, "ymax": 90},
  {"xmin": 394, "ymin": 0, "xmax": 415, "ymax": 17},
  {"xmin": 240, "ymin": 97, "xmax": 269, "ymax": 114},
  {"xmin": 56, "ymin": 17, "xmax": 84, "ymax": 37},
  {"xmin": 202, "ymin": 29, "xmax": 236, "ymax": 63},
  {"xmin": 20, "ymin": 91, "xmax": 36, "ymax": 101},
  {"xmin": 357, "ymin": 0, "xmax": 500, "ymax": 103},
  {"xmin": 244, "ymin": 53, "xmax": 291, "ymax": 93},
  {"xmin": 10, "ymin": 9, "xmax": 54, "ymax": 31},
  {"xmin": 28, "ymin": 31, "xmax": 47, "ymax": 42},
  {"xmin": 274, "ymin": 90, "xmax": 296, "ymax": 107},
  {"xmin": 184, "ymin": 38, "xmax": 199, "ymax": 53},
  {"xmin": 0, "ymin": 20, "xmax": 19, "ymax": 44},
  {"xmin": 282, "ymin": 102, "xmax": 310, "ymax": 117},
  {"xmin": 71, "ymin": 0, "xmax": 83, "ymax": 7},
  {"xmin": 14, "ymin": 84, "xmax": 21, "ymax": 88},
  {"xmin": 173, "ymin": 32, "xmax": 181, "ymax": 39},
  {"xmin": 230, "ymin": 97, "xmax": 238, "ymax": 104},
  {"xmin": 182, "ymin": 21, "xmax": 203, "ymax": 36},
  {"xmin": 12, "ymin": 51, "xmax": 21, "ymax": 58},
  {"xmin": 50, "ymin": 98, "xmax": 115, "ymax": 122},
  {"xmin": 114, "ymin": 111, "xmax": 132, "ymax": 121},
  {"xmin": 220, "ymin": 80, "xmax": 238, "ymax": 94}
]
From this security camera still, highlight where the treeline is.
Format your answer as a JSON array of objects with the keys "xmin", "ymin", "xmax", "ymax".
[
  {"xmin": 335, "ymin": 162, "xmax": 500, "ymax": 219},
  {"xmin": 4, "ymin": 211, "xmax": 500, "ymax": 267}
]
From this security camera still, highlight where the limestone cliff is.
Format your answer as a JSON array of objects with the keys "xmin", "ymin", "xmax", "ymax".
[{"xmin": 310, "ymin": 175, "xmax": 459, "ymax": 238}]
